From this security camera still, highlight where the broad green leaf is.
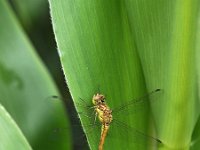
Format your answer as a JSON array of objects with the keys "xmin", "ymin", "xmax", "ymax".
[
  {"xmin": 0, "ymin": 0, "xmax": 71, "ymax": 149},
  {"xmin": 50, "ymin": 0, "xmax": 155, "ymax": 150},
  {"xmin": 0, "ymin": 104, "xmax": 31, "ymax": 150},
  {"xmin": 50, "ymin": 0, "xmax": 200, "ymax": 150},
  {"xmin": 124, "ymin": 0, "xmax": 200, "ymax": 149}
]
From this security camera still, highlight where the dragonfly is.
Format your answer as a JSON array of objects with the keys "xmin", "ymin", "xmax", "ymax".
[{"xmin": 76, "ymin": 89, "xmax": 162, "ymax": 150}]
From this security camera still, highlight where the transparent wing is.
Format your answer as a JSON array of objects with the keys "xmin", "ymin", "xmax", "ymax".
[
  {"xmin": 113, "ymin": 119, "xmax": 161, "ymax": 143},
  {"xmin": 112, "ymin": 89, "xmax": 161, "ymax": 115},
  {"xmin": 46, "ymin": 96, "xmax": 94, "ymax": 121},
  {"xmin": 45, "ymin": 96, "xmax": 101, "ymax": 149},
  {"xmin": 104, "ymin": 119, "xmax": 162, "ymax": 149}
]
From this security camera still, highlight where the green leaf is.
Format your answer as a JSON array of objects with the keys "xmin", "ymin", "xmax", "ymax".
[
  {"xmin": 49, "ymin": 0, "xmax": 200, "ymax": 150},
  {"xmin": 0, "ymin": 104, "xmax": 32, "ymax": 150},
  {"xmin": 125, "ymin": 0, "xmax": 200, "ymax": 149},
  {"xmin": 50, "ymin": 0, "xmax": 153, "ymax": 150},
  {"xmin": 0, "ymin": 0, "xmax": 71, "ymax": 149}
]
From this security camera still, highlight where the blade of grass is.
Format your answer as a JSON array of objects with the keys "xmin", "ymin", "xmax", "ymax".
[
  {"xmin": 0, "ymin": 0, "xmax": 71, "ymax": 149},
  {"xmin": 0, "ymin": 104, "xmax": 32, "ymax": 150}
]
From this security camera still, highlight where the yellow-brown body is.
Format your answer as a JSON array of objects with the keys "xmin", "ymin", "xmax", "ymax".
[{"xmin": 92, "ymin": 93, "xmax": 113, "ymax": 150}]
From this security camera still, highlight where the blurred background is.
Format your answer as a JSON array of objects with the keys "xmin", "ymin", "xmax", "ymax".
[{"xmin": 7, "ymin": 0, "xmax": 88, "ymax": 149}]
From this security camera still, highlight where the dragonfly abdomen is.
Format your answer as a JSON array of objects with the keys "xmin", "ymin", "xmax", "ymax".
[{"xmin": 99, "ymin": 125, "xmax": 109, "ymax": 150}]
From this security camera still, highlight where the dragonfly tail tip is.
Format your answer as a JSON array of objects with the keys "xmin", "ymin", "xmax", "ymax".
[
  {"xmin": 157, "ymin": 139, "xmax": 162, "ymax": 144},
  {"xmin": 155, "ymin": 89, "xmax": 161, "ymax": 92}
]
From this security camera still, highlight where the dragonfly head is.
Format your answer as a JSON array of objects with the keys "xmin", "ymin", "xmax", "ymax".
[{"xmin": 92, "ymin": 93, "xmax": 106, "ymax": 105}]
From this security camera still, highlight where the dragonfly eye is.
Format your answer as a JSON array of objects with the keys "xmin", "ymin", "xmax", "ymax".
[{"xmin": 101, "ymin": 100, "xmax": 105, "ymax": 103}]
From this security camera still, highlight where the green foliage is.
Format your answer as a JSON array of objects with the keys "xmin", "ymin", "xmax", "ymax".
[
  {"xmin": 0, "ymin": 104, "xmax": 32, "ymax": 150},
  {"xmin": 0, "ymin": 0, "xmax": 71, "ymax": 149},
  {"xmin": 50, "ymin": 0, "xmax": 200, "ymax": 150},
  {"xmin": 10, "ymin": 0, "xmax": 48, "ymax": 28}
]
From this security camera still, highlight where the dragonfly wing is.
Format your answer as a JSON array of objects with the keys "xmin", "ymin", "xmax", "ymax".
[
  {"xmin": 109, "ymin": 119, "xmax": 162, "ymax": 148},
  {"xmin": 112, "ymin": 89, "xmax": 161, "ymax": 115}
]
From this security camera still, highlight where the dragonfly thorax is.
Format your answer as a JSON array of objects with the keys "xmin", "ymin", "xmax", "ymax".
[
  {"xmin": 96, "ymin": 105, "xmax": 113, "ymax": 126},
  {"xmin": 92, "ymin": 93, "xmax": 113, "ymax": 126}
]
